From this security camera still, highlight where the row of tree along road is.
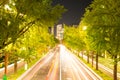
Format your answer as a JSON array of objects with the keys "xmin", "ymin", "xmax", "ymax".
[
  {"xmin": 0, "ymin": 0, "xmax": 66, "ymax": 78},
  {"xmin": 63, "ymin": 0, "xmax": 120, "ymax": 80}
]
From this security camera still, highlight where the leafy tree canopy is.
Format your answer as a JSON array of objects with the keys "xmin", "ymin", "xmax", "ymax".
[
  {"xmin": 64, "ymin": 25, "xmax": 85, "ymax": 51},
  {"xmin": 81, "ymin": 0, "xmax": 120, "ymax": 54},
  {"xmin": 0, "ymin": 0, "xmax": 66, "ymax": 49}
]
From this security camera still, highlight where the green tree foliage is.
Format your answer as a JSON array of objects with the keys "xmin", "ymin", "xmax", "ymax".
[
  {"xmin": 0, "ymin": 0, "xmax": 66, "ymax": 75},
  {"xmin": 81, "ymin": 0, "xmax": 120, "ymax": 79},
  {"xmin": 0, "ymin": 0, "xmax": 66, "ymax": 49},
  {"xmin": 0, "ymin": 0, "xmax": 9, "ymax": 6},
  {"xmin": 63, "ymin": 25, "xmax": 85, "ymax": 51},
  {"xmin": 12, "ymin": 25, "xmax": 57, "ymax": 63},
  {"xmin": 7, "ymin": 25, "xmax": 57, "ymax": 72}
]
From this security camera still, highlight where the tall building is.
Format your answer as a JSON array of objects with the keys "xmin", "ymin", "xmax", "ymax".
[
  {"xmin": 56, "ymin": 24, "xmax": 64, "ymax": 40},
  {"xmin": 48, "ymin": 24, "xmax": 64, "ymax": 41}
]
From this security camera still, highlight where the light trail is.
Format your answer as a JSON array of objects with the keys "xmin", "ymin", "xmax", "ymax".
[
  {"xmin": 59, "ymin": 46, "xmax": 62, "ymax": 80},
  {"xmin": 59, "ymin": 44, "xmax": 102, "ymax": 80},
  {"xmin": 18, "ymin": 44, "xmax": 102, "ymax": 80}
]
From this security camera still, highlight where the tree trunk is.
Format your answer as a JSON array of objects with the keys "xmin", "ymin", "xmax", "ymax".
[
  {"xmin": 96, "ymin": 52, "xmax": 98, "ymax": 70},
  {"xmin": 113, "ymin": 55, "xmax": 117, "ymax": 80},
  {"xmin": 4, "ymin": 52, "xmax": 8, "ymax": 74},
  {"xmin": 81, "ymin": 51, "xmax": 83, "ymax": 59},
  {"xmin": 92, "ymin": 51, "xmax": 94, "ymax": 67},
  {"xmin": 14, "ymin": 59, "xmax": 17, "ymax": 73},
  {"xmin": 105, "ymin": 50, "xmax": 107, "ymax": 59},
  {"xmin": 87, "ymin": 51, "xmax": 89, "ymax": 63}
]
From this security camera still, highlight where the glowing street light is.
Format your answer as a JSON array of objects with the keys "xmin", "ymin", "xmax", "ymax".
[
  {"xmin": 82, "ymin": 26, "xmax": 87, "ymax": 31},
  {"xmin": 4, "ymin": 5, "xmax": 12, "ymax": 11}
]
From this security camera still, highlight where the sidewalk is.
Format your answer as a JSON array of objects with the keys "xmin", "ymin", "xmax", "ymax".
[{"xmin": 79, "ymin": 53, "xmax": 120, "ymax": 79}]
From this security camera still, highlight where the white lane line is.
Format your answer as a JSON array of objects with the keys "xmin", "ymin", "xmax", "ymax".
[
  {"xmin": 64, "ymin": 51, "xmax": 82, "ymax": 80},
  {"xmin": 60, "ymin": 47, "xmax": 62, "ymax": 80},
  {"xmin": 70, "ymin": 55, "xmax": 88, "ymax": 80},
  {"xmin": 17, "ymin": 50, "xmax": 55, "ymax": 80},
  {"xmin": 73, "ymin": 56, "xmax": 96, "ymax": 79},
  {"xmin": 65, "ymin": 49, "xmax": 89, "ymax": 80},
  {"xmin": 65, "ymin": 46, "xmax": 102, "ymax": 80},
  {"xmin": 72, "ymin": 53, "xmax": 102, "ymax": 80}
]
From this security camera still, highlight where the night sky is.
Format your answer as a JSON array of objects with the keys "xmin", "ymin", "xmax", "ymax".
[{"xmin": 53, "ymin": 0, "xmax": 93, "ymax": 25}]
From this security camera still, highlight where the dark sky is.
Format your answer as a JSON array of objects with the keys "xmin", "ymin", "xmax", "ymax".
[{"xmin": 53, "ymin": 0, "xmax": 93, "ymax": 25}]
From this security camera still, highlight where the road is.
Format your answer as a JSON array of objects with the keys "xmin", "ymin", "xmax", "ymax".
[
  {"xmin": 31, "ymin": 47, "xmax": 60, "ymax": 80},
  {"xmin": 17, "ymin": 47, "xmax": 60, "ymax": 80},
  {"xmin": 60, "ymin": 45, "xmax": 102, "ymax": 80},
  {"xmin": 17, "ymin": 44, "xmax": 102, "ymax": 80}
]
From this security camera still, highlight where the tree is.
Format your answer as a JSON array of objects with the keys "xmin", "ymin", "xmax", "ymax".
[
  {"xmin": 78, "ymin": 24, "xmax": 91, "ymax": 63},
  {"xmin": 0, "ymin": 0, "xmax": 66, "ymax": 49},
  {"xmin": 63, "ymin": 25, "xmax": 86, "ymax": 54},
  {"xmin": 0, "ymin": 0, "xmax": 9, "ymax": 6},
  {"xmin": 18, "ymin": 25, "xmax": 57, "ymax": 68},
  {"xmin": 81, "ymin": 0, "xmax": 120, "ymax": 79},
  {"xmin": 0, "ymin": 0, "xmax": 66, "ymax": 75}
]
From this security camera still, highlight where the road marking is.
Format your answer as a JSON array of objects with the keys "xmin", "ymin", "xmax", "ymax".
[
  {"xmin": 60, "ymin": 47, "xmax": 62, "ymax": 80},
  {"xmin": 66, "ymin": 78, "xmax": 72, "ymax": 80},
  {"xmin": 67, "ymin": 51, "xmax": 88, "ymax": 80}
]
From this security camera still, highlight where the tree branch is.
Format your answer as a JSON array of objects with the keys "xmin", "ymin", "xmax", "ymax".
[{"xmin": 0, "ymin": 18, "xmax": 40, "ymax": 49}]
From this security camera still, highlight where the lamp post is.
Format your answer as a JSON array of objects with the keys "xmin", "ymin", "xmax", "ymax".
[
  {"xmin": 83, "ymin": 26, "xmax": 90, "ymax": 63},
  {"xmin": 82, "ymin": 26, "xmax": 87, "ymax": 31},
  {"xmin": 82, "ymin": 26, "xmax": 94, "ymax": 66},
  {"xmin": 80, "ymin": 26, "xmax": 90, "ymax": 63}
]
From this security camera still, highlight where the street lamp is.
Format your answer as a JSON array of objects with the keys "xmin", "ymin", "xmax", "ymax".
[{"xmin": 82, "ymin": 26, "xmax": 87, "ymax": 31}]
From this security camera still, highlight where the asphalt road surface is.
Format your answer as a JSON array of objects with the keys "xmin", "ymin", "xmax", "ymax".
[
  {"xmin": 18, "ymin": 44, "xmax": 102, "ymax": 80},
  {"xmin": 31, "ymin": 47, "xmax": 60, "ymax": 80},
  {"xmin": 60, "ymin": 45, "xmax": 102, "ymax": 80}
]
